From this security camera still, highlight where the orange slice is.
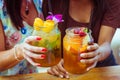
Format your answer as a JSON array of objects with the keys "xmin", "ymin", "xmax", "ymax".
[{"xmin": 79, "ymin": 45, "xmax": 88, "ymax": 53}]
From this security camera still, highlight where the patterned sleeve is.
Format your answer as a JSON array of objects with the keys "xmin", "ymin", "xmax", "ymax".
[
  {"xmin": 0, "ymin": 0, "xmax": 3, "ymax": 9},
  {"xmin": 0, "ymin": 0, "xmax": 4, "ymax": 19}
]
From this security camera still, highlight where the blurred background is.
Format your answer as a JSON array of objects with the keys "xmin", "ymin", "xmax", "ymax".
[{"xmin": 111, "ymin": 28, "xmax": 120, "ymax": 64}]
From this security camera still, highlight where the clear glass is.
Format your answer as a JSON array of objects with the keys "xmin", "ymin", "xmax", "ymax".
[
  {"xmin": 32, "ymin": 24, "xmax": 61, "ymax": 67},
  {"xmin": 63, "ymin": 27, "xmax": 92, "ymax": 74}
]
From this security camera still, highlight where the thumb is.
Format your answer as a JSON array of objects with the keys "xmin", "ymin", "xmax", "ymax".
[{"xmin": 87, "ymin": 61, "xmax": 97, "ymax": 71}]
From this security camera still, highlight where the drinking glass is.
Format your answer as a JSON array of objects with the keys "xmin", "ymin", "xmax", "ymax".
[
  {"xmin": 63, "ymin": 27, "xmax": 92, "ymax": 74},
  {"xmin": 32, "ymin": 19, "xmax": 61, "ymax": 67}
]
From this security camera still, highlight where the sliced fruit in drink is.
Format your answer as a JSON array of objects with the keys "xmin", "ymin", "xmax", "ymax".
[
  {"xmin": 79, "ymin": 45, "xmax": 87, "ymax": 53},
  {"xmin": 33, "ymin": 18, "xmax": 44, "ymax": 31},
  {"xmin": 42, "ymin": 20, "xmax": 55, "ymax": 33}
]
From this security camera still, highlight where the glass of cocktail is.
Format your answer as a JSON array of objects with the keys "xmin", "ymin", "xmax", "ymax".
[
  {"xmin": 31, "ymin": 17, "xmax": 61, "ymax": 68},
  {"xmin": 63, "ymin": 27, "xmax": 92, "ymax": 74}
]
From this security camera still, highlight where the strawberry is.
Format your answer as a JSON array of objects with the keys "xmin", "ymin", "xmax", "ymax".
[
  {"xmin": 79, "ymin": 31, "xmax": 86, "ymax": 36},
  {"xmin": 74, "ymin": 29, "xmax": 80, "ymax": 34}
]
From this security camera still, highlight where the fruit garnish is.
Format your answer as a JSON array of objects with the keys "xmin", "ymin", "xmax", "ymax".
[
  {"xmin": 42, "ymin": 20, "xmax": 55, "ymax": 33},
  {"xmin": 69, "ymin": 37, "xmax": 82, "ymax": 54},
  {"xmin": 33, "ymin": 14, "xmax": 63, "ymax": 32},
  {"xmin": 79, "ymin": 31, "xmax": 86, "ymax": 36},
  {"xmin": 74, "ymin": 29, "xmax": 80, "ymax": 34},
  {"xmin": 70, "ymin": 47, "xmax": 79, "ymax": 55},
  {"xmin": 33, "ymin": 18, "xmax": 44, "ymax": 31},
  {"xmin": 79, "ymin": 45, "xmax": 87, "ymax": 53},
  {"xmin": 84, "ymin": 28, "xmax": 89, "ymax": 33},
  {"xmin": 73, "ymin": 27, "xmax": 88, "ymax": 37},
  {"xmin": 63, "ymin": 39, "xmax": 70, "ymax": 51}
]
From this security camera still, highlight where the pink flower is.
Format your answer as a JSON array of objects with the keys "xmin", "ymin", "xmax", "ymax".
[
  {"xmin": 9, "ymin": 31, "xmax": 22, "ymax": 44},
  {"xmin": 46, "ymin": 14, "xmax": 63, "ymax": 23}
]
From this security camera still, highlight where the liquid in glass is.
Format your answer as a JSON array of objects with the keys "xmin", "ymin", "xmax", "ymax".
[
  {"xmin": 32, "ymin": 18, "xmax": 61, "ymax": 67},
  {"xmin": 63, "ymin": 27, "xmax": 92, "ymax": 74}
]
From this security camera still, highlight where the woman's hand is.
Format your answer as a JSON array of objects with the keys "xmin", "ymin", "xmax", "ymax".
[
  {"xmin": 15, "ymin": 36, "xmax": 47, "ymax": 66},
  {"xmin": 47, "ymin": 43, "xmax": 99, "ymax": 78},
  {"xmin": 80, "ymin": 42, "xmax": 112, "ymax": 70},
  {"xmin": 80, "ymin": 43, "xmax": 99, "ymax": 70},
  {"xmin": 47, "ymin": 59, "xmax": 69, "ymax": 78}
]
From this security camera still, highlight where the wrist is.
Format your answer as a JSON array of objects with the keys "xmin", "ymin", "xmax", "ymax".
[
  {"xmin": 13, "ymin": 45, "xmax": 24, "ymax": 61},
  {"xmin": 97, "ymin": 46, "xmax": 111, "ymax": 62}
]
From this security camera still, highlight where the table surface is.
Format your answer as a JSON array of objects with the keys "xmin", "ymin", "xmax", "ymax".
[{"xmin": 0, "ymin": 65, "xmax": 120, "ymax": 80}]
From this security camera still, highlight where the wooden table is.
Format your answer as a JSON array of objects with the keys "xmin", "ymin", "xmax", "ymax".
[{"xmin": 0, "ymin": 66, "xmax": 120, "ymax": 80}]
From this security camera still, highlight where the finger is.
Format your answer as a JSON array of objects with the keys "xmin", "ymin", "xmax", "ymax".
[
  {"xmin": 80, "ymin": 52, "xmax": 97, "ymax": 58},
  {"xmin": 87, "ymin": 61, "xmax": 97, "ymax": 71},
  {"xmin": 80, "ymin": 56, "xmax": 98, "ymax": 64},
  {"xmin": 51, "ymin": 66, "xmax": 61, "ymax": 77},
  {"xmin": 50, "ymin": 66, "xmax": 64, "ymax": 78},
  {"xmin": 87, "ymin": 43, "xmax": 99, "ymax": 51},
  {"xmin": 50, "ymin": 59, "xmax": 69, "ymax": 78},
  {"xmin": 57, "ymin": 60, "xmax": 69, "ymax": 78},
  {"xmin": 24, "ymin": 49, "xmax": 46, "ymax": 59},
  {"xmin": 64, "ymin": 74, "xmax": 70, "ymax": 79},
  {"xmin": 47, "ymin": 68, "xmax": 55, "ymax": 75},
  {"xmin": 23, "ymin": 43, "xmax": 47, "ymax": 53},
  {"xmin": 57, "ymin": 63, "xmax": 67, "ymax": 74},
  {"xmin": 23, "ymin": 51, "xmax": 41, "ymax": 66},
  {"xmin": 24, "ymin": 36, "xmax": 42, "ymax": 43},
  {"xmin": 57, "ymin": 66, "xmax": 66, "ymax": 78}
]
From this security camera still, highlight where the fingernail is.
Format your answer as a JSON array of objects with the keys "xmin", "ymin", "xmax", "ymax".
[
  {"xmin": 87, "ymin": 46, "xmax": 91, "ymax": 50},
  {"xmin": 66, "ymin": 75, "xmax": 70, "ymax": 79},
  {"xmin": 41, "ymin": 54, "xmax": 46, "ymax": 59},
  {"xmin": 80, "ymin": 54, "xmax": 84, "ymax": 57},
  {"xmin": 65, "ymin": 72, "xmax": 69, "ymax": 74},
  {"xmin": 80, "ymin": 60, "xmax": 85, "ymax": 63},
  {"xmin": 59, "ymin": 75, "xmax": 63, "ymax": 78},
  {"xmin": 87, "ymin": 68, "xmax": 90, "ymax": 71},
  {"xmin": 41, "ymin": 48, "xmax": 47, "ymax": 52},
  {"xmin": 36, "ymin": 37, "xmax": 42, "ymax": 40}
]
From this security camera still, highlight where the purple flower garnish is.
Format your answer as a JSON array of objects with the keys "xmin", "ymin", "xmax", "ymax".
[{"xmin": 46, "ymin": 14, "xmax": 63, "ymax": 23}]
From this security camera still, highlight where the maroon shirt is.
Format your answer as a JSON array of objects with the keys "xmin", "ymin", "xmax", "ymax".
[{"xmin": 42, "ymin": 0, "xmax": 120, "ymax": 54}]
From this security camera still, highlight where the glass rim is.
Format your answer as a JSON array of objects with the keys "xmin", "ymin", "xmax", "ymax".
[{"xmin": 65, "ymin": 27, "xmax": 92, "ymax": 36}]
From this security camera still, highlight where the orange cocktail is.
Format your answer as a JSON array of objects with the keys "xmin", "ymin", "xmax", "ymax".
[{"xmin": 63, "ymin": 27, "xmax": 92, "ymax": 74}]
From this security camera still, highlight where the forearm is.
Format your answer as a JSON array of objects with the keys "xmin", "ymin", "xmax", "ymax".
[
  {"xmin": 97, "ymin": 26, "xmax": 116, "ymax": 61},
  {"xmin": 0, "ymin": 48, "xmax": 23, "ymax": 71}
]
